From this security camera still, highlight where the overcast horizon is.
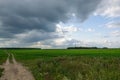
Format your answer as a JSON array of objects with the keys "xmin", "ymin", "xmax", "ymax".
[{"xmin": 0, "ymin": 0, "xmax": 120, "ymax": 49}]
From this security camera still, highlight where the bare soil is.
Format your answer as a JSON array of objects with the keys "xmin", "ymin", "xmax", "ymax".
[{"xmin": 0, "ymin": 54, "xmax": 35, "ymax": 80}]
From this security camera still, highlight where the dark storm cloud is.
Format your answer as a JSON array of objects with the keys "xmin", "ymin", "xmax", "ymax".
[
  {"xmin": 0, "ymin": 0, "xmax": 102, "ymax": 38},
  {"xmin": 15, "ymin": 30, "xmax": 63, "ymax": 43}
]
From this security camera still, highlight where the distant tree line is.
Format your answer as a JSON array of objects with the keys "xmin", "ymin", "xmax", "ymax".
[
  {"xmin": 67, "ymin": 47, "xmax": 108, "ymax": 49},
  {"xmin": 0, "ymin": 48, "xmax": 41, "ymax": 50}
]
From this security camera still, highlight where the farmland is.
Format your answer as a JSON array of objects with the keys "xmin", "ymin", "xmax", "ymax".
[{"xmin": 0, "ymin": 49, "xmax": 120, "ymax": 80}]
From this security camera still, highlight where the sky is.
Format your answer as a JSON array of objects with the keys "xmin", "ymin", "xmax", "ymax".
[{"xmin": 0, "ymin": 0, "xmax": 120, "ymax": 48}]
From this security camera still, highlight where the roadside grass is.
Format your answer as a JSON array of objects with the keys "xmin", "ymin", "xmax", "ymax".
[
  {"xmin": 0, "ymin": 68, "xmax": 4, "ymax": 77},
  {"xmin": 35, "ymin": 57, "xmax": 120, "ymax": 80},
  {"xmin": 0, "ymin": 49, "xmax": 7, "ymax": 77},
  {"xmin": 2, "ymin": 49, "xmax": 120, "ymax": 80},
  {"xmin": 0, "ymin": 49, "xmax": 7, "ymax": 65},
  {"xmin": 14, "ymin": 56, "xmax": 120, "ymax": 80}
]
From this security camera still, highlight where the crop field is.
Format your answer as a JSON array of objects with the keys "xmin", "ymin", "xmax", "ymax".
[
  {"xmin": 0, "ymin": 50, "xmax": 7, "ymax": 64},
  {"xmin": 0, "ymin": 49, "xmax": 120, "ymax": 80}
]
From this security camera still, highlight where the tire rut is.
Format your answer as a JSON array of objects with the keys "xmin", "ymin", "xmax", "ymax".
[{"xmin": 0, "ymin": 53, "xmax": 35, "ymax": 80}]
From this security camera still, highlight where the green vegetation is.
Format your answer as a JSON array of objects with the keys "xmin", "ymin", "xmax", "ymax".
[
  {"xmin": 8, "ymin": 49, "xmax": 120, "ymax": 59},
  {"xmin": 0, "ymin": 49, "xmax": 120, "ymax": 80},
  {"xmin": 67, "ymin": 46, "xmax": 99, "ymax": 49},
  {"xmin": 34, "ymin": 56, "xmax": 120, "ymax": 80},
  {"xmin": 0, "ymin": 49, "xmax": 7, "ymax": 77},
  {"xmin": 0, "ymin": 49, "xmax": 7, "ymax": 65},
  {"xmin": 0, "ymin": 68, "xmax": 4, "ymax": 77}
]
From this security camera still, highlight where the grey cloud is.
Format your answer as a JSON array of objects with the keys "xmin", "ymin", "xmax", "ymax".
[
  {"xmin": 38, "ymin": 39, "xmax": 102, "ymax": 49},
  {"xmin": 15, "ymin": 30, "xmax": 63, "ymax": 43},
  {"xmin": 95, "ymin": 0, "xmax": 120, "ymax": 17},
  {"xmin": 39, "ymin": 39, "xmax": 80, "ymax": 48},
  {"xmin": 0, "ymin": 0, "xmax": 102, "ymax": 38},
  {"xmin": 70, "ymin": 0, "xmax": 101, "ymax": 21}
]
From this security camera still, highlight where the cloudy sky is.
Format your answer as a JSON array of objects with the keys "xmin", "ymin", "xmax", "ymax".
[{"xmin": 0, "ymin": 0, "xmax": 120, "ymax": 48}]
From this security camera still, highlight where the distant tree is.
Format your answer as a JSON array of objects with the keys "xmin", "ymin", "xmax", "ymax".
[
  {"xmin": 0, "ymin": 48, "xmax": 41, "ymax": 50},
  {"xmin": 67, "ymin": 47, "xmax": 98, "ymax": 49},
  {"xmin": 102, "ymin": 47, "xmax": 108, "ymax": 49}
]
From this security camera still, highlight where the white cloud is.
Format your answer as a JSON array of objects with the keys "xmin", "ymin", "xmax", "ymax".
[
  {"xmin": 111, "ymin": 30, "xmax": 120, "ymax": 37},
  {"xmin": 0, "ymin": 38, "xmax": 27, "ymax": 47},
  {"xmin": 56, "ymin": 24, "xmax": 78, "ymax": 33},
  {"xmin": 72, "ymin": 13, "xmax": 76, "ymax": 17},
  {"xmin": 95, "ymin": 0, "xmax": 120, "ymax": 18},
  {"xmin": 103, "ymin": 40, "xmax": 112, "ymax": 46},
  {"xmin": 87, "ymin": 28, "xmax": 95, "ymax": 32},
  {"xmin": 102, "ymin": 40, "xmax": 120, "ymax": 48},
  {"xmin": 106, "ymin": 21, "xmax": 120, "ymax": 28},
  {"xmin": 53, "ymin": 38, "xmax": 66, "ymax": 46},
  {"xmin": 30, "ymin": 41, "xmax": 52, "ymax": 49}
]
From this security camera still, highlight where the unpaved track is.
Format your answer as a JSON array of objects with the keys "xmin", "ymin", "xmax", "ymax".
[{"xmin": 0, "ymin": 53, "xmax": 35, "ymax": 80}]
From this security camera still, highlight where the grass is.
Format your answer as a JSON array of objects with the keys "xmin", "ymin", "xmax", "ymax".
[
  {"xmin": 8, "ymin": 49, "xmax": 120, "ymax": 60},
  {"xmin": 0, "ymin": 49, "xmax": 7, "ymax": 77},
  {"xmin": 36, "ymin": 57, "xmax": 120, "ymax": 80},
  {"xmin": 0, "ymin": 49, "xmax": 7, "ymax": 65},
  {"xmin": 0, "ymin": 49, "xmax": 120, "ymax": 80},
  {"xmin": 0, "ymin": 68, "xmax": 4, "ymax": 77}
]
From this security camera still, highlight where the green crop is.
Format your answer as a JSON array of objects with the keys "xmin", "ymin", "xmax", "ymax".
[{"xmin": 0, "ymin": 49, "xmax": 120, "ymax": 80}]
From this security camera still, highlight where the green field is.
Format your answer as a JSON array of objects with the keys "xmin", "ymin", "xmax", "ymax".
[
  {"xmin": 0, "ymin": 49, "xmax": 120, "ymax": 80},
  {"xmin": 0, "ymin": 50, "xmax": 7, "ymax": 64}
]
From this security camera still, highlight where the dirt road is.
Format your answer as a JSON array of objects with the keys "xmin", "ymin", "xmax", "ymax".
[{"xmin": 0, "ymin": 53, "xmax": 35, "ymax": 80}]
